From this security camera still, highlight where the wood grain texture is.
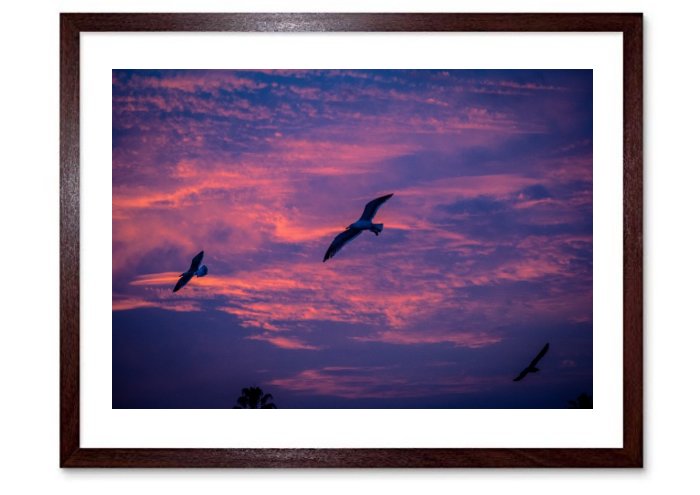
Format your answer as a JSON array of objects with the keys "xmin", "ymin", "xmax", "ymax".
[
  {"xmin": 59, "ymin": 12, "xmax": 642, "ymax": 33},
  {"xmin": 622, "ymin": 14, "xmax": 644, "ymax": 469},
  {"xmin": 62, "ymin": 447, "xmax": 640, "ymax": 468},
  {"xmin": 60, "ymin": 13, "xmax": 81, "ymax": 467},
  {"xmin": 59, "ymin": 12, "xmax": 643, "ymax": 468}
]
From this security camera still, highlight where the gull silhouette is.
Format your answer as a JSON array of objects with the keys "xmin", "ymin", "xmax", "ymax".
[
  {"xmin": 173, "ymin": 250, "xmax": 208, "ymax": 292},
  {"xmin": 323, "ymin": 194, "xmax": 393, "ymax": 262},
  {"xmin": 513, "ymin": 343, "xmax": 550, "ymax": 382}
]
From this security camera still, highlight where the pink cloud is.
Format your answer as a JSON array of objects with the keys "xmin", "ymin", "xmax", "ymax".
[
  {"xmin": 463, "ymin": 79, "xmax": 569, "ymax": 96},
  {"xmin": 267, "ymin": 366, "xmax": 492, "ymax": 399},
  {"xmin": 270, "ymin": 138, "xmax": 417, "ymax": 172},
  {"xmin": 124, "ymin": 73, "xmax": 267, "ymax": 93},
  {"xmin": 354, "ymin": 329, "xmax": 502, "ymax": 348},
  {"xmin": 112, "ymin": 297, "xmax": 158, "ymax": 312},
  {"xmin": 246, "ymin": 333, "xmax": 321, "ymax": 351},
  {"xmin": 400, "ymin": 174, "xmax": 539, "ymax": 201},
  {"xmin": 112, "ymin": 295, "xmax": 201, "ymax": 313}
]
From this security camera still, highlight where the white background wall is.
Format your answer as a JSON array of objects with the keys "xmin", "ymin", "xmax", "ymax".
[{"xmin": 0, "ymin": 0, "xmax": 695, "ymax": 492}]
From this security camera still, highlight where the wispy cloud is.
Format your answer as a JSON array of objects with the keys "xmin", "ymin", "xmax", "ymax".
[
  {"xmin": 267, "ymin": 366, "xmax": 492, "ymax": 399},
  {"xmin": 354, "ymin": 329, "xmax": 502, "ymax": 348},
  {"xmin": 246, "ymin": 333, "xmax": 321, "ymax": 351}
]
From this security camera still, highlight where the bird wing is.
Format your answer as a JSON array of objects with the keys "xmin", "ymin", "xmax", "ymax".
[
  {"xmin": 529, "ymin": 343, "xmax": 550, "ymax": 367},
  {"xmin": 359, "ymin": 194, "xmax": 393, "ymax": 221},
  {"xmin": 173, "ymin": 273, "xmax": 194, "ymax": 292},
  {"xmin": 513, "ymin": 369, "xmax": 529, "ymax": 382},
  {"xmin": 323, "ymin": 228, "xmax": 362, "ymax": 262},
  {"xmin": 188, "ymin": 251, "xmax": 204, "ymax": 272}
]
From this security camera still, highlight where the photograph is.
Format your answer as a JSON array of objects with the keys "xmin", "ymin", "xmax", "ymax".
[{"xmin": 112, "ymin": 68, "xmax": 594, "ymax": 410}]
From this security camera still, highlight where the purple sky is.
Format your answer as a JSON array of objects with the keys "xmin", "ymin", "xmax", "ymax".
[{"xmin": 112, "ymin": 69, "xmax": 592, "ymax": 408}]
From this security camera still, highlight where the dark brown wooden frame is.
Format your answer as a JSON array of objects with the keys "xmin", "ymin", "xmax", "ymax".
[{"xmin": 60, "ymin": 13, "xmax": 643, "ymax": 468}]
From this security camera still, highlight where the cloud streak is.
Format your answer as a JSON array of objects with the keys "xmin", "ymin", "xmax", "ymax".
[{"xmin": 267, "ymin": 366, "xmax": 493, "ymax": 400}]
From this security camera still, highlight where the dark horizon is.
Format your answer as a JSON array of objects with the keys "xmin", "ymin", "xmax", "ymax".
[{"xmin": 112, "ymin": 69, "xmax": 593, "ymax": 409}]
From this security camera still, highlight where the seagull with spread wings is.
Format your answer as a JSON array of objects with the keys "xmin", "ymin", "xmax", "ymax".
[
  {"xmin": 323, "ymin": 193, "xmax": 394, "ymax": 262},
  {"xmin": 513, "ymin": 343, "xmax": 550, "ymax": 382},
  {"xmin": 173, "ymin": 250, "xmax": 208, "ymax": 292}
]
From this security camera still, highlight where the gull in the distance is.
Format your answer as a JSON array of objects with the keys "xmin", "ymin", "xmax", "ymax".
[
  {"xmin": 323, "ymin": 193, "xmax": 394, "ymax": 262},
  {"xmin": 173, "ymin": 250, "xmax": 208, "ymax": 292},
  {"xmin": 513, "ymin": 343, "xmax": 550, "ymax": 382}
]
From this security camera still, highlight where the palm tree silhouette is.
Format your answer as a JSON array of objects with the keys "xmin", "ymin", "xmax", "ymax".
[
  {"xmin": 567, "ymin": 393, "xmax": 593, "ymax": 409},
  {"xmin": 234, "ymin": 386, "xmax": 277, "ymax": 409}
]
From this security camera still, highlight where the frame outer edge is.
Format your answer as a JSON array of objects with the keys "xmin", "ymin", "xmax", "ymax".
[
  {"xmin": 59, "ymin": 12, "xmax": 644, "ymax": 468},
  {"xmin": 622, "ymin": 13, "xmax": 644, "ymax": 468},
  {"xmin": 60, "ymin": 13, "xmax": 81, "ymax": 467}
]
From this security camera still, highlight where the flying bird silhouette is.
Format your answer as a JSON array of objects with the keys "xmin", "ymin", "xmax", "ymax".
[
  {"xmin": 513, "ymin": 343, "xmax": 550, "ymax": 382},
  {"xmin": 323, "ymin": 193, "xmax": 393, "ymax": 262},
  {"xmin": 173, "ymin": 250, "xmax": 208, "ymax": 292}
]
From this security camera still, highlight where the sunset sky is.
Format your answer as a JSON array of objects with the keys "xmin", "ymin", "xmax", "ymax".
[{"xmin": 112, "ymin": 69, "xmax": 593, "ymax": 408}]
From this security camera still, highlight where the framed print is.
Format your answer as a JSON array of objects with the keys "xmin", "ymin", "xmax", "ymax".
[{"xmin": 60, "ymin": 13, "xmax": 643, "ymax": 467}]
